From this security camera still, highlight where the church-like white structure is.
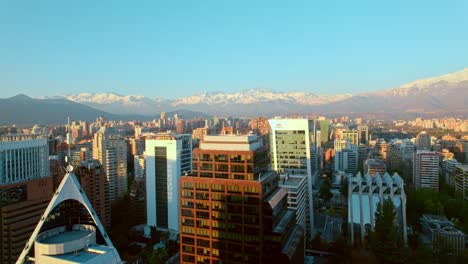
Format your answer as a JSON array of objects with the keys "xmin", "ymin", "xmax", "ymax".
[{"xmin": 16, "ymin": 165, "xmax": 121, "ymax": 264}]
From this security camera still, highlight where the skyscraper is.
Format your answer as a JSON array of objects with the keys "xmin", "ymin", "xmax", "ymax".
[
  {"xmin": 268, "ymin": 118, "xmax": 317, "ymax": 239},
  {"xmin": 179, "ymin": 135, "xmax": 304, "ymax": 264},
  {"xmin": 341, "ymin": 130, "xmax": 359, "ymax": 145},
  {"xmin": 357, "ymin": 125, "xmax": 369, "ymax": 145},
  {"xmin": 318, "ymin": 120, "xmax": 329, "ymax": 145},
  {"xmin": 364, "ymin": 159, "xmax": 387, "ymax": 177},
  {"xmin": 76, "ymin": 159, "xmax": 110, "ymax": 228},
  {"xmin": 413, "ymin": 150, "xmax": 439, "ymax": 190},
  {"xmin": 416, "ymin": 131, "xmax": 432, "ymax": 151},
  {"xmin": 386, "ymin": 142, "xmax": 402, "ymax": 173},
  {"xmin": 0, "ymin": 134, "xmax": 53, "ymax": 264},
  {"xmin": 0, "ymin": 134, "xmax": 50, "ymax": 184},
  {"xmin": 453, "ymin": 165, "xmax": 468, "ymax": 200},
  {"xmin": 146, "ymin": 132, "xmax": 192, "ymax": 232},
  {"xmin": 335, "ymin": 148, "xmax": 358, "ymax": 174},
  {"xmin": 373, "ymin": 138, "xmax": 388, "ymax": 161},
  {"xmin": 92, "ymin": 127, "xmax": 128, "ymax": 202}
]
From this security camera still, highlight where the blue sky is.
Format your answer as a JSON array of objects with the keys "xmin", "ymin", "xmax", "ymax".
[{"xmin": 0, "ymin": 0, "xmax": 467, "ymax": 99}]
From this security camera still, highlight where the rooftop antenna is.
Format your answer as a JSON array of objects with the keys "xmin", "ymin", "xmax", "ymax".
[
  {"xmin": 67, "ymin": 116, "xmax": 71, "ymax": 162},
  {"xmin": 65, "ymin": 116, "xmax": 73, "ymax": 173}
]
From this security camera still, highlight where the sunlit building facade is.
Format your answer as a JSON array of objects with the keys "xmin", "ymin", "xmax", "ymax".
[
  {"xmin": 179, "ymin": 135, "xmax": 304, "ymax": 264},
  {"xmin": 268, "ymin": 119, "xmax": 316, "ymax": 239},
  {"xmin": 348, "ymin": 172, "xmax": 407, "ymax": 244}
]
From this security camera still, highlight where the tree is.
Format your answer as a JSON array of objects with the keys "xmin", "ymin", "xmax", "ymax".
[
  {"xmin": 369, "ymin": 199, "xmax": 409, "ymax": 263},
  {"xmin": 145, "ymin": 248, "xmax": 168, "ymax": 264},
  {"xmin": 327, "ymin": 236, "xmax": 351, "ymax": 264},
  {"xmin": 310, "ymin": 231, "xmax": 326, "ymax": 250},
  {"xmin": 340, "ymin": 176, "xmax": 348, "ymax": 198},
  {"xmin": 320, "ymin": 178, "xmax": 333, "ymax": 204}
]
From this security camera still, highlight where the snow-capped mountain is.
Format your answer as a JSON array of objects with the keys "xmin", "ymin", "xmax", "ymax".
[
  {"xmin": 377, "ymin": 68, "xmax": 468, "ymax": 96},
  {"xmin": 173, "ymin": 89, "xmax": 351, "ymax": 106},
  {"xmin": 47, "ymin": 68, "xmax": 468, "ymax": 117}
]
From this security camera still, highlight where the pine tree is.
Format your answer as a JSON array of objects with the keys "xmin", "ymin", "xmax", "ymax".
[{"xmin": 369, "ymin": 198, "xmax": 409, "ymax": 263}]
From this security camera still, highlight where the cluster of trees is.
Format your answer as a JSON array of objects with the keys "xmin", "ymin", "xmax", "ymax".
[
  {"xmin": 406, "ymin": 179, "xmax": 468, "ymax": 233},
  {"xmin": 369, "ymin": 197, "xmax": 468, "ymax": 263}
]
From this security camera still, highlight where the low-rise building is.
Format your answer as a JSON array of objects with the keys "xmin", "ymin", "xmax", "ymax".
[{"xmin": 420, "ymin": 214, "xmax": 465, "ymax": 253}]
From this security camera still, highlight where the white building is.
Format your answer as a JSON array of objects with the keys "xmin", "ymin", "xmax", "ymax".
[
  {"xmin": 146, "ymin": 133, "xmax": 192, "ymax": 232},
  {"xmin": 334, "ymin": 139, "xmax": 351, "ymax": 152},
  {"xmin": 454, "ymin": 165, "xmax": 468, "ymax": 201},
  {"xmin": 16, "ymin": 166, "xmax": 121, "ymax": 264},
  {"xmin": 279, "ymin": 174, "xmax": 308, "ymax": 237},
  {"xmin": 401, "ymin": 139, "xmax": 416, "ymax": 161},
  {"xmin": 443, "ymin": 159, "xmax": 462, "ymax": 185},
  {"xmin": 134, "ymin": 154, "xmax": 146, "ymax": 180},
  {"xmin": 416, "ymin": 131, "xmax": 432, "ymax": 151},
  {"xmin": 348, "ymin": 172, "xmax": 407, "ymax": 244},
  {"xmin": 413, "ymin": 150, "xmax": 439, "ymax": 190},
  {"xmin": 92, "ymin": 127, "xmax": 128, "ymax": 202},
  {"xmin": 0, "ymin": 134, "xmax": 49, "ymax": 185},
  {"xmin": 335, "ymin": 148, "xmax": 358, "ymax": 174},
  {"xmin": 269, "ymin": 118, "xmax": 317, "ymax": 238}
]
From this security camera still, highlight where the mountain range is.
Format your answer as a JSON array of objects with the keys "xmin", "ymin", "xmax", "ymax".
[
  {"xmin": 1, "ymin": 68, "xmax": 467, "ymax": 125},
  {"xmin": 55, "ymin": 68, "xmax": 468, "ymax": 117}
]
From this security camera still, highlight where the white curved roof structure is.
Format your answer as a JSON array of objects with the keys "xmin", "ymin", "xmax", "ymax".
[{"xmin": 16, "ymin": 166, "xmax": 121, "ymax": 264}]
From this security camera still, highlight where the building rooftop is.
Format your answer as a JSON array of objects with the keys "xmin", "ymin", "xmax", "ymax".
[
  {"xmin": 421, "ymin": 214, "xmax": 465, "ymax": 236},
  {"xmin": 279, "ymin": 174, "xmax": 306, "ymax": 187},
  {"xmin": 41, "ymin": 244, "xmax": 118, "ymax": 263},
  {"xmin": 456, "ymin": 164, "xmax": 468, "ymax": 171},
  {"xmin": 40, "ymin": 230, "xmax": 92, "ymax": 244},
  {"xmin": 200, "ymin": 134, "xmax": 263, "ymax": 151},
  {"xmin": 146, "ymin": 132, "xmax": 190, "ymax": 140}
]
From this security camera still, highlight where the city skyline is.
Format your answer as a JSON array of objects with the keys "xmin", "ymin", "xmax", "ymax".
[{"xmin": 1, "ymin": 1, "xmax": 468, "ymax": 99}]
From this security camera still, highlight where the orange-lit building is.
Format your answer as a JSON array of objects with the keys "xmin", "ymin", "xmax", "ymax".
[
  {"xmin": 76, "ymin": 159, "xmax": 111, "ymax": 228},
  {"xmin": 0, "ymin": 177, "xmax": 54, "ymax": 264},
  {"xmin": 179, "ymin": 135, "xmax": 304, "ymax": 264}
]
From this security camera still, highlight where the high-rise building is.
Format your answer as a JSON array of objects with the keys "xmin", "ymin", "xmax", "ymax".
[
  {"xmin": 334, "ymin": 139, "xmax": 351, "ymax": 152},
  {"xmin": 454, "ymin": 165, "xmax": 468, "ymax": 200},
  {"xmin": 318, "ymin": 120, "xmax": 329, "ymax": 145},
  {"xmin": 268, "ymin": 118, "xmax": 317, "ymax": 239},
  {"xmin": 0, "ymin": 134, "xmax": 53, "ymax": 264},
  {"xmin": 444, "ymin": 159, "xmax": 462, "ymax": 185},
  {"xmin": 180, "ymin": 135, "xmax": 304, "ymax": 264},
  {"xmin": 129, "ymin": 137, "xmax": 145, "ymax": 156},
  {"xmin": 373, "ymin": 138, "xmax": 388, "ymax": 161},
  {"xmin": 364, "ymin": 159, "xmax": 387, "ymax": 177},
  {"xmin": 335, "ymin": 148, "xmax": 358, "ymax": 174},
  {"xmin": 413, "ymin": 151, "xmax": 439, "ymax": 190},
  {"xmin": 357, "ymin": 125, "xmax": 369, "ymax": 145},
  {"xmin": 76, "ymin": 159, "xmax": 110, "ymax": 228},
  {"xmin": 401, "ymin": 139, "xmax": 416, "ymax": 161},
  {"xmin": 146, "ymin": 133, "xmax": 192, "ymax": 232},
  {"xmin": 17, "ymin": 166, "xmax": 121, "ymax": 264},
  {"xmin": 416, "ymin": 131, "xmax": 432, "ymax": 151},
  {"xmin": 92, "ymin": 127, "xmax": 128, "ymax": 202},
  {"xmin": 348, "ymin": 172, "xmax": 407, "ymax": 244},
  {"xmin": 279, "ymin": 174, "xmax": 308, "ymax": 237},
  {"xmin": 341, "ymin": 130, "xmax": 359, "ymax": 145},
  {"xmin": 386, "ymin": 142, "xmax": 402, "ymax": 173},
  {"xmin": 353, "ymin": 144, "xmax": 368, "ymax": 170},
  {"xmin": 134, "ymin": 154, "xmax": 146, "ymax": 181},
  {"xmin": 0, "ymin": 134, "xmax": 50, "ymax": 184}
]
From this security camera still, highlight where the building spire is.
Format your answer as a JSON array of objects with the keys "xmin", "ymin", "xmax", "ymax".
[{"xmin": 67, "ymin": 116, "xmax": 71, "ymax": 167}]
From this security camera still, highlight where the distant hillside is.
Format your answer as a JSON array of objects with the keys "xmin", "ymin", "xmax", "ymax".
[
  {"xmin": 0, "ymin": 95, "xmax": 211, "ymax": 126},
  {"xmin": 0, "ymin": 95, "xmax": 123, "ymax": 126},
  {"xmin": 54, "ymin": 68, "xmax": 468, "ymax": 118}
]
